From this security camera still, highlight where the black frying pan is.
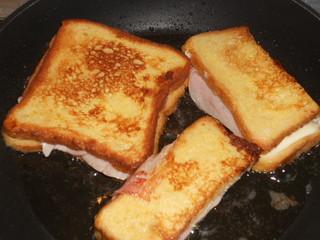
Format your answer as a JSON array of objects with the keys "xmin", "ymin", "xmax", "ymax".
[{"xmin": 1, "ymin": 0, "xmax": 320, "ymax": 239}]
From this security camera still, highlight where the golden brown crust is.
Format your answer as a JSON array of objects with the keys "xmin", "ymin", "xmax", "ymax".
[
  {"xmin": 222, "ymin": 127, "xmax": 262, "ymax": 162},
  {"xmin": 3, "ymin": 19, "xmax": 190, "ymax": 173},
  {"xmin": 182, "ymin": 26, "xmax": 320, "ymax": 151},
  {"xmin": 253, "ymin": 130, "xmax": 320, "ymax": 172}
]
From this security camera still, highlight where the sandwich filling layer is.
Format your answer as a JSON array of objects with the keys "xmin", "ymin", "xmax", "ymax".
[
  {"xmin": 188, "ymin": 68, "xmax": 242, "ymax": 136},
  {"xmin": 260, "ymin": 117, "xmax": 320, "ymax": 159},
  {"xmin": 188, "ymin": 67, "xmax": 320, "ymax": 160},
  {"xmin": 42, "ymin": 143, "xmax": 129, "ymax": 180}
]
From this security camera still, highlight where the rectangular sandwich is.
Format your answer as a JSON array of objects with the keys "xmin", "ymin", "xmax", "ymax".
[
  {"xmin": 94, "ymin": 116, "xmax": 260, "ymax": 240},
  {"xmin": 182, "ymin": 27, "xmax": 320, "ymax": 171},
  {"xmin": 2, "ymin": 19, "xmax": 190, "ymax": 179}
]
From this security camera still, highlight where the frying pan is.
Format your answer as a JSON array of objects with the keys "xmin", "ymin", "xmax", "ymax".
[{"xmin": 0, "ymin": 0, "xmax": 320, "ymax": 239}]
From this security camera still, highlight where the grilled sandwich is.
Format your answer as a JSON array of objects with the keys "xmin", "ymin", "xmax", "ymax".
[
  {"xmin": 2, "ymin": 19, "xmax": 190, "ymax": 179},
  {"xmin": 183, "ymin": 27, "xmax": 320, "ymax": 171},
  {"xmin": 94, "ymin": 116, "xmax": 260, "ymax": 240}
]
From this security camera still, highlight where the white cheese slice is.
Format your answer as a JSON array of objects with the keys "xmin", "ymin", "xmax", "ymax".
[{"xmin": 261, "ymin": 116, "xmax": 320, "ymax": 159}]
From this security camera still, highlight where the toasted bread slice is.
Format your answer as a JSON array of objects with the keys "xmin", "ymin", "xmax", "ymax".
[
  {"xmin": 183, "ymin": 26, "xmax": 319, "ymax": 151},
  {"xmin": 1, "ymin": 79, "xmax": 187, "ymax": 179},
  {"xmin": 94, "ymin": 116, "xmax": 260, "ymax": 240},
  {"xmin": 187, "ymin": 66, "xmax": 320, "ymax": 172},
  {"xmin": 2, "ymin": 19, "xmax": 190, "ymax": 174},
  {"xmin": 2, "ymin": 80, "xmax": 187, "ymax": 154}
]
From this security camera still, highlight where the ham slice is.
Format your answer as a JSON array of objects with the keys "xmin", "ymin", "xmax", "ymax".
[
  {"xmin": 42, "ymin": 143, "xmax": 129, "ymax": 180},
  {"xmin": 188, "ymin": 68, "xmax": 242, "ymax": 137}
]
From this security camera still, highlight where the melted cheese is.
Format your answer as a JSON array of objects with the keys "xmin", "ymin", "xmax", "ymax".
[{"xmin": 261, "ymin": 116, "xmax": 320, "ymax": 159}]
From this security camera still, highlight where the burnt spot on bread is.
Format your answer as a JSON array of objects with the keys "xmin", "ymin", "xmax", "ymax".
[
  {"xmin": 165, "ymin": 71, "xmax": 174, "ymax": 80},
  {"xmin": 227, "ymin": 132, "xmax": 261, "ymax": 161},
  {"xmin": 156, "ymin": 70, "xmax": 175, "ymax": 85}
]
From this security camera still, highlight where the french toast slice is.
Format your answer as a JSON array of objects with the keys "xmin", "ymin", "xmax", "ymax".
[
  {"xmin": 2, "ymin": 19, "xmax": 190, "ymax": 175},
  {"xmin": 94, "ymin": 116, "xmax": 260, "ymax": 240},
  {"xmin": 182, "ymin": 26, "xmax": 319, "ymax": 151},
  {"xmin": 183, "ymin": 27, "xmax": 320, "ymax": 171},
  {"xmin": 1, "ymin": 80, "xmax": 187, "ymax": 154}
]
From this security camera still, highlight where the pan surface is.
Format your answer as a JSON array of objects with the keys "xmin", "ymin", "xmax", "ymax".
[{"xmin": 0, "ymin": 0, "xmax": 320, "ymax": 239}]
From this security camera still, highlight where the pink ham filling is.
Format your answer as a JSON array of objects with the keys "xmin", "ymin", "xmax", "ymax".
[
  {"xmin": 42, "ymin": 143, "xmax": 129, "ymax": 180},
  {"xmin": 115, "ymin": 143, "xmax": 173, "ymax": 197},
  {"xmin": 188, "ymin": 68, "xmax": 242, "ymax": 137}
]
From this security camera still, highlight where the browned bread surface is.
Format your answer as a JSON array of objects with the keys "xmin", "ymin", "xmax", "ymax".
[
  {"xmin": 2, "ymin": 79, "xmax": 187, "ymax": 156},
  {"xmin": 95, "ymin": 116, "xmax": 260, "ymax": 240},
  {"xmin": 3, "ymin": 19, "xmax": 190, "ymax": 173},
  {"xmin": 183, "ymin": 27, "xmax": 319, "ymax": 151}
]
